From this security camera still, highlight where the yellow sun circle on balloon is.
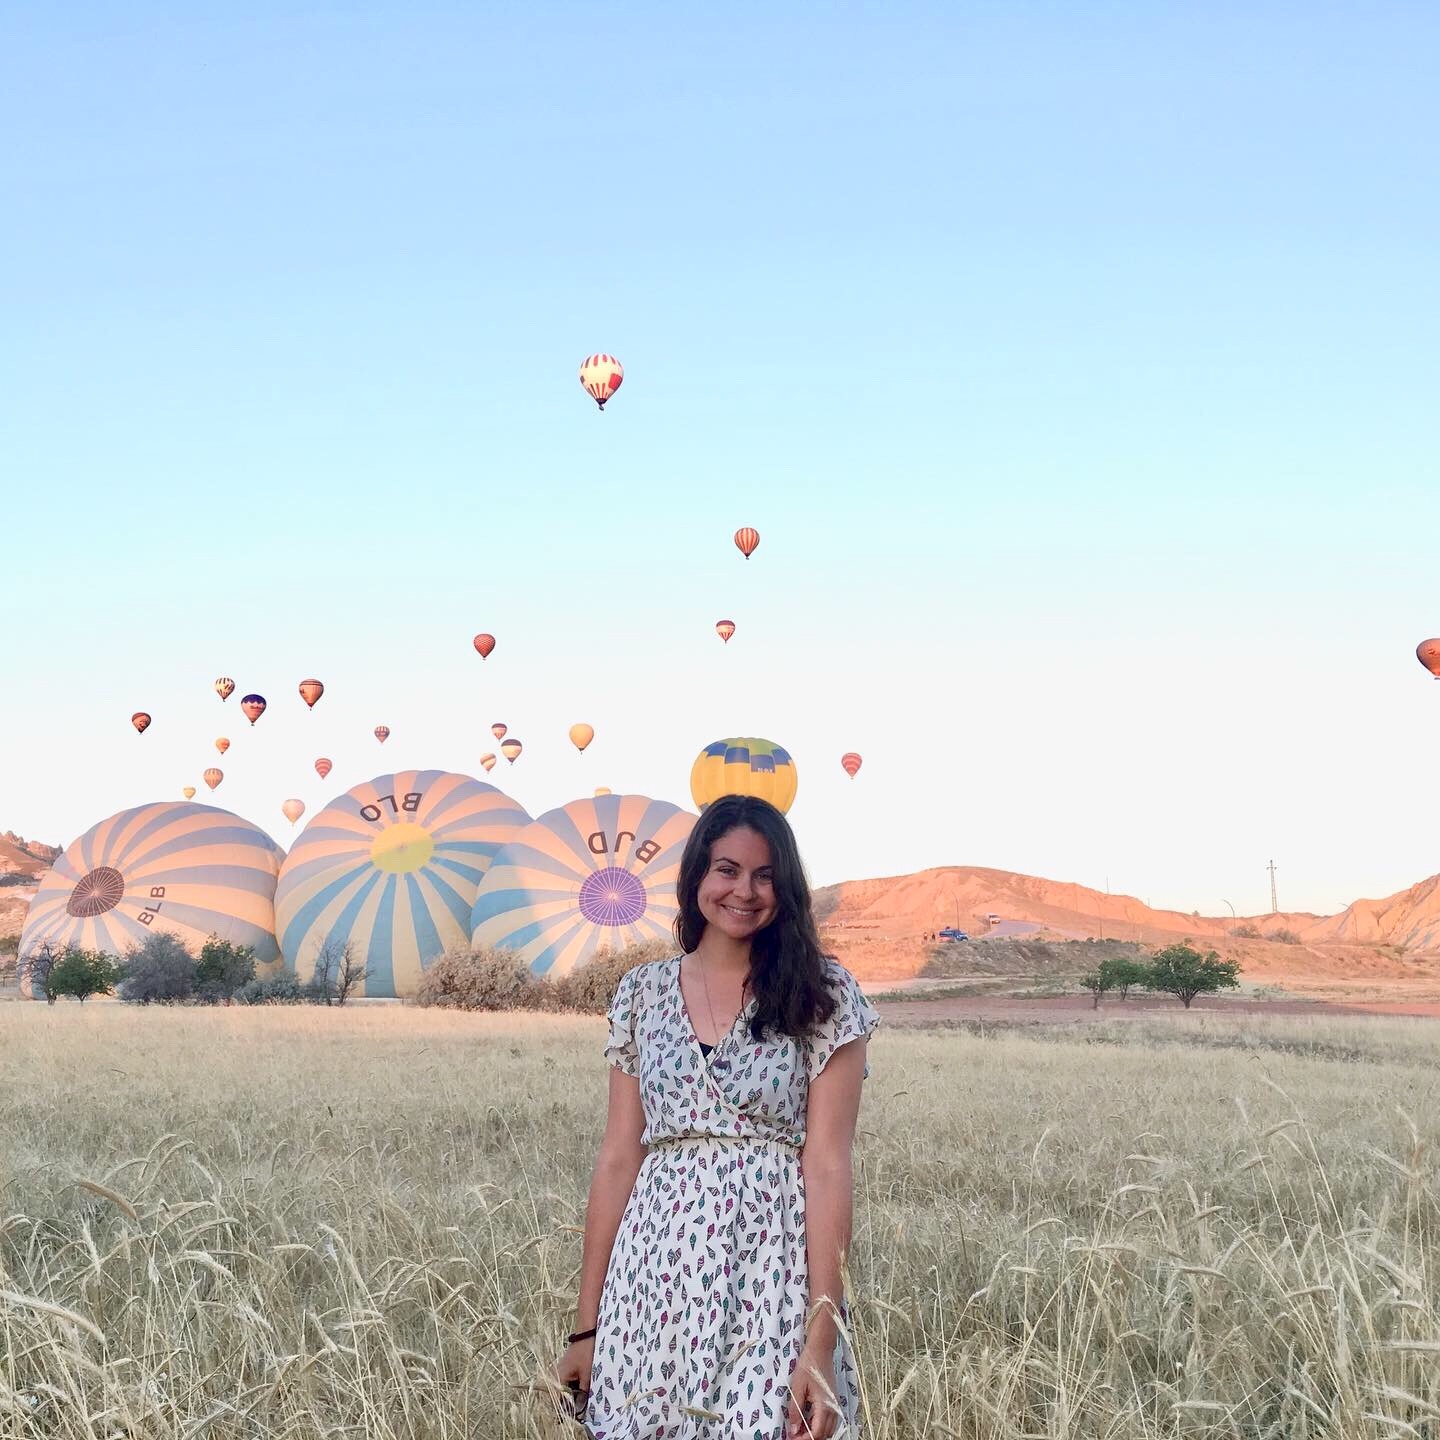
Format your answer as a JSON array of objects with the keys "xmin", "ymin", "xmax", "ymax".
[{"xmin": 370, "ymin": 822, "xmax": 436, "ymax": 874}]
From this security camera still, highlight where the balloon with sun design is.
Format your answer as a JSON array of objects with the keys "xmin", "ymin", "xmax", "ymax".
[
  {"xmin": 273, "ymin": 770, "xmax": 530, "ymax": 999},
  {"xmin": 18, "ymin": 802, "xmax": 285, "ymax": 995},
  {"xmin": 469, "ymin": 794, "xmax": 697, "ymax": 977}
]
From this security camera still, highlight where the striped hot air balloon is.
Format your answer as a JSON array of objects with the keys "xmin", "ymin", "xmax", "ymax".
[
  {"xmin": 203, "ymin": 768, "xmax": 224, "ymax": 791},
  {"xmin": 315, "ymin": 757, "xmax": 333, "ymax": 780},
  {"xmin": 501, "ymin": 738, "xmax": 523, "ymax": 764},
  {"xmin": 241, "ymin": 694, "xmax": 267, "ymax": 725},
  {"xmin": 18, "ymin": 802, "xmax": 284, "ymax": 993},
  {"xmin": 689, "ymin": 737, "xmax": 798, "ymax": 814},
  {"xmin": 374, "ymin": 725, "xmax": 390, "ymax": 744},
  {"xmin": 215, "ymin": 678, "xmax": 235, "ymax": 702},
  {"xmin": 274, "ymin": 770, "xmax": 531, "ymax": 999},
  {"xmin": 473, "ymin": 633, "xmax": 496, "ymax": 659},
  {"xmin": 470, "ymin": 794, "xmax": 696, "ymax": 977},
  {"xmin": 715, "ymin": 619, "xmax": 736, "ymax": 643},
  {"xmin": 491, "ymin": 723, "xmax": 507, "ymax": 741},
  {"xmin": 480, "ymin": 753, "xmax": 497, "ymax": 773},
  {"xmin": 579, "ymin": 353, "xmax": 624, "ymax": 410},
  {"xmin": 734, "ymin": 527, "xmax": 760, "ymax": 560},
  {"xmin": 841, "ymin": 752, "xmax": 863, "ymax": 778},
  {"xmin": 299, "ymin": 679, "xmax": 325, "ymax": 709}
]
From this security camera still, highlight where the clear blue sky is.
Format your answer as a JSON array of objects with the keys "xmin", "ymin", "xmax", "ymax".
[{"xmin": 3, "ymin": 4, "xmax": 1438, "ymax": 917}]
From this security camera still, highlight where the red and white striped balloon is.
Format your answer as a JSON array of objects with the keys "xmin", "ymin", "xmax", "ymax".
[
  {"xmin": 841, "ymin": 752, "xmax": 863, "ymax": 778},
  {"xmin": 579, "ymin": 353, "xmax": 624, "ymax": 410}
]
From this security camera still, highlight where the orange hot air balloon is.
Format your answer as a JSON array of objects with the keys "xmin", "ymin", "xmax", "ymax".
[
  {"xmin": 215, "ymin": 677, "xmax": 235, "ymax": 702},
  {"xmin": 569, "ymin": 723, "xmax": 595, "ymax": 754},
  {"xmin": 182, "ymin": 786, "xmax": 197, "ymax": 800},
  {"xmin": 315, "ymin": 757, "xmax": 333, "ymax": 780},
  {"xmin": 299, "ymin": 678, "xmax": 325, "ymax": 709},
  {"xmin": 500, "ymin": 738, "xmax": 523, "ymax": 764},
  {"xmin": 480, "ymin": 753, "xmax": 497, "ymax": 773},
  {"xmin": 215, "ymin": 737, "xmax": 230, "ymax": 755},
  {"xmin": 203, "ymin": 768, "xmax": 224, "ymax": 791},
  {"xmin": 734, "ymin": 527, "xmax": 760, "ymax": 560},
  {"xmin": 579, "ymin": 353, "xmax": 624, "ymax": 410},
  {"xmin": 1418, "ymin": 640, "xmax": 1440, "ymax": 678},
  {"xmin": 473, "ymin": 633, "xmax": 496, "ymax": 659},
  {"xmin": 240, "ymin": 694, "xmax": 267, "ymax": 725},
  {"xmin": 715, "ymin": 619, "xmax": 736, "ymax": 643},
  {"xmin": 131, "ymin": 712, "xmax": 152, "ymax": 734},
  {"xmin": 282, "ymin": 798, "xmax": 306, "ymax": 826},
  {"xmin": 594, "ymin": 786, "xmax": 612, "ymax": 797},
  {"xmin": 491, "ymin": 723, "xmax": 508, "ymax": 741},
  {"xmin": 374, "ymin": 725, "xmax": 391, "ymax": 744},
  {"xmin": 841, "ymin": 752, "xmax": 863, "ymax": 778}
]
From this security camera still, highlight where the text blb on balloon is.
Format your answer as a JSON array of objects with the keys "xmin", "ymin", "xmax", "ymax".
[{"xmin": 138, "ymin": 884, "xmax": 166, "ymax": 926}]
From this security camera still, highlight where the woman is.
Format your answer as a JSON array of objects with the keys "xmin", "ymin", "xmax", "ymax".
[{"xmin": 556, "ymin": 795, "xmax": 881, "ymax": 1439}]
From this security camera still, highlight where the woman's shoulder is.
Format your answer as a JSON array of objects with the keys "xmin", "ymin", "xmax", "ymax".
[
  {"xmin": 819, "ymin": 955, "xmax": 861, "ymax": 992},
  {"xmin": 611, "ymin": 953, "xmax": 679, "ymax": 1000}
]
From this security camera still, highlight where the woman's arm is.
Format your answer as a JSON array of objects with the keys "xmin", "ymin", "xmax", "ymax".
[
  {"xmin": 798, "ymin": 1036, "xmax": 867, "ymax": 1353},
  {"xmin": 573, "ymin": 1066, "xmax": 647, "ymax": 1329}
]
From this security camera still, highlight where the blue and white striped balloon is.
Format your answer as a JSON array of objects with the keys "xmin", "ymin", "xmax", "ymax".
[
  {"xmin": 470, "ymin": 794, "xmax": 697, "ymax": 976},
  {"xmin": 274, "ymin": 770, "xmax": 530, "ymax": 998},
  {"xmin": 19, "ymin": 803, "xmax": 285, "ymax": 990}
]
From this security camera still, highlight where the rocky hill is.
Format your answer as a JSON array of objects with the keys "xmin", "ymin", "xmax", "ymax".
[{"xmin": 0, "ymin": 832, "xmax": 59, "ymax": 877}]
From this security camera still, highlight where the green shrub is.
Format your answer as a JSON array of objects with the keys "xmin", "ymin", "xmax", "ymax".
[
  {"xmin": 194, "ymin": 935, "xmax": 258, "ymax": 1003},
  {"xmin": 47, "ymin": 948, "xmax": 123, "ymax": 1002},
  {"xmin": 118, "ymin": 933, "xmax": 197, "ymax": 1004},
  {"xmin": 413, "ymin": 946, "xmax": 535, "ymax": 1010},
  {"xmin": 235, "ymin": 974, "xmax": 309, "ymax": 1005},
  {"xmin": 1145, "ymin": 943, "xmax": 1241, "ymax": 1008}
]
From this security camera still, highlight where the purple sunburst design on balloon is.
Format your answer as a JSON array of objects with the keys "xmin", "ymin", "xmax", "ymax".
[
  {"xmin": 66, "ymin": 867, "xmax": 125, "ymax": 918},
  {"xmin": 578, "ymin": 867, "xmax": 648, "ymax": 927}
]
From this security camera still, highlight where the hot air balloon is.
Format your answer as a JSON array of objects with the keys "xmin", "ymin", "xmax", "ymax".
[
  {"xmin": 215, "ymin": 737, "xmax": 230, "ymax": 755},
  {"xmin": 274, "ymin": 770, "xmax": 531, "ymax": 998},
  {"xmin": 241, "ymin": 694, "xmax": 267, "ymax": 726},
  {"xmin": 480, "ymin": 753, "xmax": 497, "ymax": 773},
  {"xmin": 579, "ymin": 353, "xmax": 624, "ymax": 410},
  {"xmin": 131, "ymin": 712, "xmax": 152, "ymax": 734},
  {"xmin": 470, "ymin": 794, "xmax": 696, "ymax": 977},
  {"xmin": 841, "ymin": 752, "xmax": 863, "ymax": 778},
  {"xmin": 491, "ymin": 723, "xmax": 507, "ymax": 741},
  {"xmin": 299, "ymin": 679, "xmax": 325, "ymax": 709},
  {"xmin": 715, "ymin": 619, "xmax": 736, "ymax": 643},
  {"xmin": 315, "ymin": 757, "xmax": 333, "ymax": 780},
  {"xmin": 215, "ymin": 678, "xmax": 235, "ymax": 702},
  {"xmin": 594, "ymin": 787, "xmax": 612, "ymax": 797},
  {"xmin": 182, "ymin": 786, "xmax": 197, "ymax": 800},
  {"xmin": 569, "ymin": 723, "xmax": 595, "ymax": 754},
  {"xmin": 203, "ymin": 768, "xmax": 224, "ymax": 791},
  {"xmin": 690, "ymin": 737, "xmax": 798, "ymax": 814},
  {"xmin": 734, "ymin": 527, "xmax": 760, "ymax": 560},
  {"xmin": 501, "ymin": 738, "xmax": 523, "ymax": 764},
  {"xmin": 17, "ymin": 801, "xmax": 284, "ymax": 993},
  {"xmin": 473, "ymin": 633, "xmax": 496, "ymax": 659},
  {"xmin": 375, "ymin": 725, "xmax": 390, "ymax": 744},
  {"xmin": 1418, "ymin": 640, "xmax": 1440, "ymax": 678},
  {"xmin": 282, "ymin": 798, "xmax": 306, "ymax": 826}
]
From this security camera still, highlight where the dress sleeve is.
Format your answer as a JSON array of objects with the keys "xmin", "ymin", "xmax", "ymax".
[
  {"xmin": 804, "ymin": 961, "xmax": 882, "ymax": 1082},
  {"xmin": 604, "ymin": 966, "xmax": 642, "ymax": 1077}
]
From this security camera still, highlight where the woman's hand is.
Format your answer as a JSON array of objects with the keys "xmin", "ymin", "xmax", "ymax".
[
  {"xmin": 786, "ymin": 1342, "xmax": 840, "ymax": 1438},
  {"xmin": 554, "ymin": 1337, "xmax": 594, "ymax": 1421}
]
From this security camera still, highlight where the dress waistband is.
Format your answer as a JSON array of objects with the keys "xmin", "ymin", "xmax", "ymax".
[{"xmin": 648, "ymin": 1133, "xmax": 800, "ymax": 1153}]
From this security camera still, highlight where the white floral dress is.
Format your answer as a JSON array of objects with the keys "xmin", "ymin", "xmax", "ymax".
[{"xmin": 585, "ymin": 954, "xmax": 882, "ymax": 1440}]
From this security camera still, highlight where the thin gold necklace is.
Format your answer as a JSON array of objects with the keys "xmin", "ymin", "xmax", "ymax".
[{"xmin": 697, "ymin": 954, "xmax": 749, "ymax": 1048}]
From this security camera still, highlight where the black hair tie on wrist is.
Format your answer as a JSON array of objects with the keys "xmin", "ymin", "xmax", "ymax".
[{"xmin": 568, "ymin": 1327, "xmax": 598, "ymax": 1344}]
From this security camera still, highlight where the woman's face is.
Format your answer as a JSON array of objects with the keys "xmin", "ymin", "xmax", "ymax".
[{"xmin": 696, "ymin": 825, "xmax": 779, "ymax": 943}]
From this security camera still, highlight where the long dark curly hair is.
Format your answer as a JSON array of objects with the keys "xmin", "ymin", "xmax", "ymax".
[{"xmin": 673, "ymin": 795, "xmax": 837, "ymax": 1044}]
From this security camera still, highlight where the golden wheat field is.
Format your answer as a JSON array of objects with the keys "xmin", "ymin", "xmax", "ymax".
[{"xmin": 5, "ymin": 1003, "xmax": 1440, "ymax": 1438}]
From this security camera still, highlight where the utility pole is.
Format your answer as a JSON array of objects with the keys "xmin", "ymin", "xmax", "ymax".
[{"xmin": 1267, "ymin": 860, "xmax": 1278, "ymax": 915}]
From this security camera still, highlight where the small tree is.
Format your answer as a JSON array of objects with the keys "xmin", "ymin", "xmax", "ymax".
[
  {"xmin": 1145, "ymin": 943, "xmax": 1240, "ymax": 1009},
  {"xmin": 306, "ymin": 938, "xmax": 371, "ymax": 1005},
  {"xmin": 194, "ymin": 935, "xmax": 257, "ymax": 1004},
  {"xmin": 1098, "ymin": 956, "xmax": 1150, "ymax": 1001},
  {"xmin": 47, "ymin": 948, "xmax": 123, "ymax": 1003},
  {"xmin": 19, "ymin": 941, "xmax": 66, "ymax": 1003},
  {"xmin": 118, "ymin": 932, "xmax": 197, "ymax": 1004},
  {"xmin": 1079, "ymin": 969, "xmax": 1114, "ymax": 1008}
]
